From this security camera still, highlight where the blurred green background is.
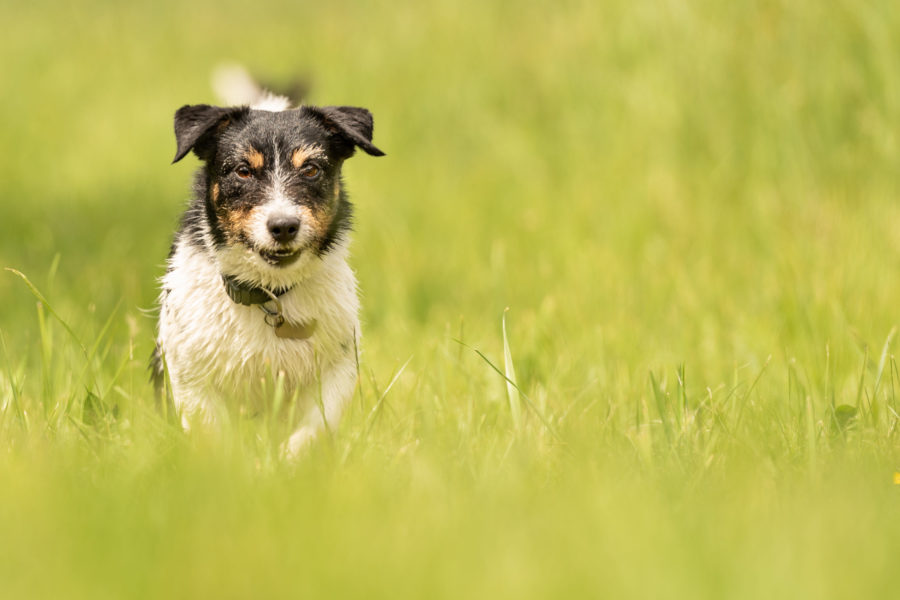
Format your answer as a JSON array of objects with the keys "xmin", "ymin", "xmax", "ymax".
[{"xmin": 1, "ymin": 0, "xmax": 899, "ymax": 598}]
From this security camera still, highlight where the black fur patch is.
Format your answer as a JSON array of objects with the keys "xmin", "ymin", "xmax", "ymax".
[
  {"xmin": 149, "ymin": 343, "xmax": 165, "ymax": 391},
  {"xmin": 320, "ymin": 182, "xmax": 354, "ymax": 254}
]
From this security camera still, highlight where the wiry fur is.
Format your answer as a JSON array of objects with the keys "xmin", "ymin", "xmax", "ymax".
[{"xmin": 154, "ymin": 76, "xmax": 383, "ymax": 456}]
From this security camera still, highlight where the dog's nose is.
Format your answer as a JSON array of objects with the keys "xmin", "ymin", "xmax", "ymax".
[{"xmin": 267, "ymin": 215, "xmax": 300, "ymax": 244}]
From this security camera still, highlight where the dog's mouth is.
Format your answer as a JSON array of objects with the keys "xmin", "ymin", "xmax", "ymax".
[{"xmin": 258, "ymin": 248, "xmax": 302, "ymax": 267}]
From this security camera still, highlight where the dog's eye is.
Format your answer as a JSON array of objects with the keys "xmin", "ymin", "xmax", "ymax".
[
  {"xmin": 299, "ymin": 164, "xmax": 320, "ymax": 179},
  {"xmin": 235, "ymin": 166, "xmax": 252, "ymax": 179}
]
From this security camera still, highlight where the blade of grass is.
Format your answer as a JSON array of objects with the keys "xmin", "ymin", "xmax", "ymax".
[
  {"xmin": 454, "ymin": 339, "xmax": 563, "ymax": 444},
  {"xmin": 342, "ymin": 356, "xmax": 413, "ymax": 464},
  {"xmin": 649, "ymin": 371, "xmax": 673, "ymax": 445},
  {"xmin": 0, "ymin": 329, "xmax": 25, "ymax": 429},
  {"xmin": 357, "ymin": 356, "xmax": 413, "ymax": 443},
  {"xmin": 502, "ymin": 309, "xmax": 522, "ymax": 430},
  {"xmin": 870, "ymin": 327, "xmax": 896, "ymax": 426},
  {"xmin": 6, "ymin": 268, "xmax": 88, "ymax": 356}
]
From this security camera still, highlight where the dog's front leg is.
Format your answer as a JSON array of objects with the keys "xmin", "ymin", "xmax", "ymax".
[
  {"xmin": 169, "ymin": 373, "xmax": 225, "ymax": 432},
  {"xmin": 282, "ymin": 353, "xmax": 357, "ymax": 458}
]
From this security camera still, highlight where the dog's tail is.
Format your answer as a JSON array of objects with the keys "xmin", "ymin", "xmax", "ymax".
[{"xmin": 212, "ymin": 64, "xmax": 309, "ymax": 110}]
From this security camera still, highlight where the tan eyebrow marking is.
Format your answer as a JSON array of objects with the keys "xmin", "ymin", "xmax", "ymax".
[
  {"xmin": 245, "ymin": 147, "xmax": 264, "ymax": 169},
  {"xmin": 291, "ymin": 144, "xmax": 325, "ymax": 168}
]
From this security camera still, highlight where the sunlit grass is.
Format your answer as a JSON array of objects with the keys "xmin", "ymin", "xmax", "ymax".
[{"xmin": 2, "ymin": 0, "xmax": 900, "ymax": 598}]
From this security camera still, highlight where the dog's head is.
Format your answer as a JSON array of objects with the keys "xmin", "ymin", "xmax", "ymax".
[{"xmin": 173, "ymin": 104, "xmax": 384, "ymax": 283}]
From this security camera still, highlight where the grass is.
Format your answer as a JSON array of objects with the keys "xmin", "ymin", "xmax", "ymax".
[{"xmin": 2, "ymin": 0, "xmax": 900, "ymax": 597}]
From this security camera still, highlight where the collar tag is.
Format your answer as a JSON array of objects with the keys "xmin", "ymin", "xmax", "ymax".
[{"xmin": 274, "ymin": 319, "xmax": 318, "ymax": 340}]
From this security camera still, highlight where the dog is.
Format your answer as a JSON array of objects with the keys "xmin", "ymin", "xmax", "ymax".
[{"xmin": 152, "ymin": 75, "xmax": 384, "ymax": 456}]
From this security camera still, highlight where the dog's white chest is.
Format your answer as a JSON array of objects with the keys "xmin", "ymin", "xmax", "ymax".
[{"xmin": 158, "ymin": 242, "xmax": 359, "ymax": 390}]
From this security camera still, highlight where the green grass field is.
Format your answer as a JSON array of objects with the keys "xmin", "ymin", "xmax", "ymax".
[{"xmin": 2, "ymin": 0, "xmax": 900, "ymax": 597}]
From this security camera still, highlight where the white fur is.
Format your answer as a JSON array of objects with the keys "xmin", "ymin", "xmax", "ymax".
[
  {"xmin": 252, "ymin": 94, "xmax": 292, "ymax": 112},
  {"xmin": 157, "ymin": 230, "xmax": 360, "ymax": 455},
  {"xmin": 212, "ymin": 63, "xmax": 291, "ymax": 112}
]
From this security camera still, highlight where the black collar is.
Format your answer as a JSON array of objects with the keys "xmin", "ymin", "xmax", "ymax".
[{"xmin": 222, "ymin": 275, "xmax": 293, "ymax": 306}]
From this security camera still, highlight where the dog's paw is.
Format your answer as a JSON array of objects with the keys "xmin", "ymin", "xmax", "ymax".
[
  {"xmin": 179, "ymin": 407, "xmax": 220, "ymax": 433},
  {"xmin": 280, "ymin": 425, "xmax": 320, "ymax": 461}
]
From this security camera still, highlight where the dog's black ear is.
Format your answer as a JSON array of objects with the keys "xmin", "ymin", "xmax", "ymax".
[
  {"xmin": 305, "ymin": 105, "xmax": 385, "ymax": 157},
  {"xmin": 172, "ymin": 104, "xmax": 248, "ymax": 163}
]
